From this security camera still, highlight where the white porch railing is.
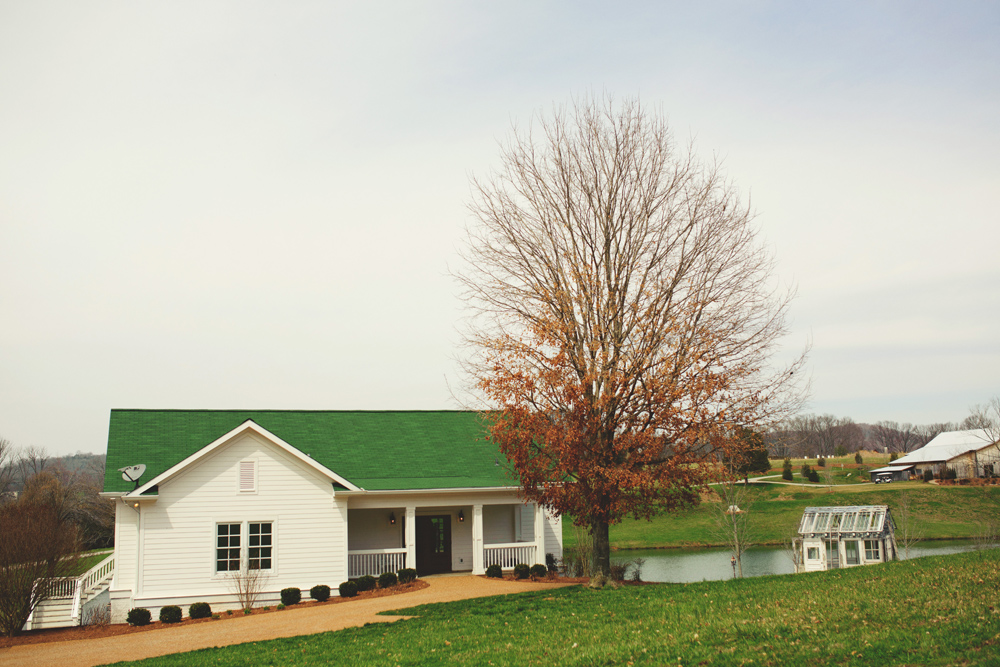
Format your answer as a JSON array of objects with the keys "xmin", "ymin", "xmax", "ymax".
[
  {"xmin": 24, "ymin": 552, "xmax": 115, "ymax": 630},
  {"xmin": 348, "ymin": 548, "xmax": 407, "ymax": 578},
  {"xmin": 483, "ymin": 542, "xmax": 536, "ymax": 569}
]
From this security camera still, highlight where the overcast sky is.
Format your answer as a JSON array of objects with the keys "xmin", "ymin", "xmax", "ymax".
[{"xmin": 2, "ymin": 1, "xmax": 998, "ymax": 456}]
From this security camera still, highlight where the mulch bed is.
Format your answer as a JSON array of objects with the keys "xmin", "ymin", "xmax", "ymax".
[{"xmin": 0, "ymin": 580, "xmax": 429, "ymax": 649}]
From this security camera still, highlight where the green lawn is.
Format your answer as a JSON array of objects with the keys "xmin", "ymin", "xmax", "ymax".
[
  {"xmin": 107, "ymin": 549, "xmax": 1000, "ymax": 666},
  {"xmin": 64, "ymin": 551, "xmax": 112, "ymax": 577},
  {"xmin": 565, "ymin": 483, "xmax": 1000, "ymax": 550}
]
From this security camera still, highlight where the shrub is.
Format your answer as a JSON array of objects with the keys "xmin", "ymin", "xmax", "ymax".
[
  {"xmin": 834, "ymin": 445, "xmax": 847, "ymax": 457},
  {"xmin": 225, "ymin": 609, "xmax": 233, "ymax": 616},
  {"xmin": 243, "ymin": 608, "xmax": 251, "ymax": 615},
  {"xmin": 530, "ymin": 564, "xmax": 548, "ymax": 580},
  {"xmin": 188, "ymin": 602, "xmax": 212, "ymax": 619},
  {"xmin": 923, "ymin": 469, "xmax": 934, "ymax": 482},
  {"xmin": 808, "ymin": 470, "xmax": 820, "ymax": 483},
  {"xmin": 277, "ymin": 603, "xmax": 285, "ymax": 610},
  {"xmin": 485, "ymin": 564, "xmax": 503, "ymax": 578},
  {"xmin": 513, "ymin": 563, "xmax": 530, "ymax": 580},
  {"xmin": 356, "ymin": 575, "xmax": 377, "ymax": 592},
  {"xmin": 782, "ymin": 458, "xmax": 793, "ymax": 481},
  {"xmin": 159, "ymin": 605, "xmax": 182, "ymax": 624},
  {"xmin": 338, "ymin": 581, "xmax": 358, "ymax": 598},
  {"xmin": 546, "ymin": 552, "xmax": 559, "ymax": 573},
  {"xmin": 280, "ymin": 587, "xmax": 301, "ymax": 606},
  {"xmin": 889, "ymin": 452, "xmax": 898, "ymax": 462},
  {"xmin": 126, "ymin": 607, "xmax": 151, "ymax": 626},
  {"xmin": 800, "ymin": 463, "xmax": 812, "ymax": 479},
  {"xmin": 397, "ymin": 568, "xmax": 417, "ymax": 584},
  {"xmin": 854, "ymin": 452, "xmax": 864, "ymax": 465},
  {"xmin": 310, "ymin": 585, "xmax": 331, "ymax": 602},
  {"xmin": 945, "ymin": 468, "xmax": 958, "ymax": 480},
  {"xmin": 817, "ymin": 457, "xmax": 826, "ymax": 467},
  {"xmin": 608, "ymin": 561, "xmax": 628, "ymax": 581},
  {"xmin": 211, "ymin": 613, "xmax": 220, "ymax": 619},
  {"xmin": 378, "ymin": 571, "xmax": 398, "ymax": 588}
]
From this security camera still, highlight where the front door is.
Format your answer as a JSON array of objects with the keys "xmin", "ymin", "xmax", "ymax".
[{"xmin": 415, "ymin": 515, "xmax": 452, "ymax": 575}]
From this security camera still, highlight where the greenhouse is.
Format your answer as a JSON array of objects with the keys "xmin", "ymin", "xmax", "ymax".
[{"xmin": 792, "ymin": 505, "xmax": 897, "ymax": 573}]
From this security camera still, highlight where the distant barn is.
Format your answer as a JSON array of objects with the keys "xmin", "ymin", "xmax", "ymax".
[{"xmin": 793, "ymin": 505, "xmax": 897, "ymax": 573}]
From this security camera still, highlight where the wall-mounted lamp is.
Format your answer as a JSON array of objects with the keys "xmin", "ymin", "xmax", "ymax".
[
  {"xmin": 389, "ymin": 512, "xmax": 396, "ymax": 525},
  {"xmin": 458, "ymin": 510, "xmax": 465, "ymax": 523},
  {"xmin": 132, "ymin": 502, "xmax": 139, "ymax": 508}
]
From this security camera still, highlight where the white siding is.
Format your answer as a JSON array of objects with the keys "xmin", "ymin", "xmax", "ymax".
[
  {"xmin": 451, "ymin": 507, "xmax": 473, "ymax": 571},
  {"xmin": 483, "ymin": 504, "xmax": 515, "ymax": 544},
  {"xmin": 348, "ymin": 509, "xmax": 404, "ymax": 550},
  {"xmin": 543, "ymin": 509, "xmax": 563, "ymax": 562},
  {"xmin": 119, "ymin": 432, "xmax": 345, "ymax": 614}
]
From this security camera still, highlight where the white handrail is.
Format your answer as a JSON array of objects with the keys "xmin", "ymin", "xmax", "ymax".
[
  {"xmin": 80, "ymin": 553, "xmax": 115, "ymax": 593},
  {"xmin": 348, "ymin": 548, "xmax": 407, "ymax": 578}
]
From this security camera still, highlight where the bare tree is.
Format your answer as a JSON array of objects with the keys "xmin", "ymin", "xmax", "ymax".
[
  {"xmin": 894, "ymin": 491, "xmax": 923, "ymax": 559},
  {"xmin": 227, "ymin": 557, "xmax": 269, "ymax": 613},
  {"xmin": 965, "ymin": 397, "xmax": 1000, "ymax": 444},
  {"xmin": 16, "ymin": 446, "xmax": 48, "ymax": 484},
  {"xmin": 711, "ymin": 474, "xmax": 756, "ymax": 578},
  {"xmin": 0, "ymin": 499, "xmax": 81, "ymax": 636},
  {"xmin": 457, "ymin": 95, "xmax": 807, "ymax": 576},
  {"xmin": 0, "ymin": 438, "xmax": 15, "ymax": 503},
  {"xmin": 871, "ymin": 421, "xmax": 925, "ymax": 454}
]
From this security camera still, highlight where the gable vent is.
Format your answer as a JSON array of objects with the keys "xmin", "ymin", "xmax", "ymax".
[{"xmin": 239, "ymin": 460, "xmax": 257, "ymax": 492}]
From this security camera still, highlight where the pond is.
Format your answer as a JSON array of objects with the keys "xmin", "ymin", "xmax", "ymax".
[{"xmin": 614, "ymin": 540, "xmax": 995, "ymax": 583}]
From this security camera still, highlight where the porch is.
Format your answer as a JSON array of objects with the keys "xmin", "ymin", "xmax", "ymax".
[{"xmin": 346, "ymin": 502, "xmax": 548, "ymax": 578}]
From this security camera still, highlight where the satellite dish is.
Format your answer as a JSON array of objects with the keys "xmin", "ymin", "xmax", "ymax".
[{"xmin": 119, "ymin": 464, "xmax": 146, "ymax": 487}]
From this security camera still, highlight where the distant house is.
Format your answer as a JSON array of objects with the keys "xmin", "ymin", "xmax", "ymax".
[
  {"xmin": 793, "ymin": 505, "xmax": 897, "ymax": 573},
  {"xmin": 100, "ymin": 410, "xmax": 562, "ymax": 624},
  {"xmin": 892, "ymin": 429, "xmax": 999, "ymax": 479}
]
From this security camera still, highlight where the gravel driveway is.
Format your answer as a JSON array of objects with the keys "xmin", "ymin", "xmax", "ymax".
[{"xmin": 1, "ymin": 575, "xmax": 572, "ymax": 667}]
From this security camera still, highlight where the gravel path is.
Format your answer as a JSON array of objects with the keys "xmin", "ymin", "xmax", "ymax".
[{"xmin": 1, "ymin": 576, "xmax": 572, "ymax": 667}]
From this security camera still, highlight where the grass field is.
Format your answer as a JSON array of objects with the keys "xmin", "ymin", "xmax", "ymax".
[
  {"xmin": 564, "ymin": 483, "xmax": 1000, "ymax": 550},
  {"xmin": 107, "ymin": 548, "xmax": 1000, "ymax": 667}
]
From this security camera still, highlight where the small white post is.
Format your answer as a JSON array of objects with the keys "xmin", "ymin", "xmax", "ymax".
[
  {"xmin": 404, "ymin": 507, "xmax": 416, "ymax": 570},
  {"xmin": 472, "ymin": 504, "xmax": 484, "ymax": 574},
  {"xmin": 71, "ymin": 579, "xmax": 82, "ymax": 625},
  {"xmin": 533, "ymin": 503, "xmax": 545, "ymax": 565}
]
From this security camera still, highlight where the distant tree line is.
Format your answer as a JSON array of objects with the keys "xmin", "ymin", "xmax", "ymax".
[{"xmin": 765, "ymin": 397, "xmax": 1000, "ymax": 458}]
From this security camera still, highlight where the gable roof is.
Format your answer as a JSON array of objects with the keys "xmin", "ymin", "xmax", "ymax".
[
  {"xmin": 892, "ymin": 429, "xmax": 996, "ymax": 466},
  {"xmin": 103, "ymin": 410, "xmax": 514, "ymax": 494}
]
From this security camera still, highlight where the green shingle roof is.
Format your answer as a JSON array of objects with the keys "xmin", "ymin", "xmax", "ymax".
[{"xmin": 103, "ymin": 410, "xmax": 515, "ymax": 494}]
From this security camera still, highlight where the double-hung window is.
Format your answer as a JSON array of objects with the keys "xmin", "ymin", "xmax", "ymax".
[
  {"xmin": 864, "ymin": 539, "xmax": 881, "ymax": 561},
  {"xmin": 216, "ymin": 523, "xmax": 242, "ymax": 572},
  {"xmin": 217, "ymin": 522, "xmax": 274, "ymax": 572},
  {"xmin": 249, "ymin": 522, "xmax": 273, "ymax": 570}
]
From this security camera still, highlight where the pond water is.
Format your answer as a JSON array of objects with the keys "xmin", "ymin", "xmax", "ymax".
[{"xmin": 615, "ymin": 540, "xmax": 994, "ymax": 583}]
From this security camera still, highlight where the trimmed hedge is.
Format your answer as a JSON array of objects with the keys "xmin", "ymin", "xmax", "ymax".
[
  {"xmin": 356, "ymin": 575, "xmax": 377, "ymax": 592},
  {"xmin": 485, "ymin": 564, "xmax": 503, "ymax": 578},
  {"xmin": 310, "ymin": 585, "xmax": 331, "ymax": 602},
  {"xmin": 397, "ymin": 568, "xmax": 417, "ymax": 584},
  {"xmin": 530, "ymin": 564, "xmax": 548, "ymax": 580},
  {"xmin": 126, "ymin": 608, "xmax": 151, "ymax": 626},
  {"xmin": 159, "ymin": 605, "xmax": 182, "ymax": 623},
  {"xmin": 338, "ymin": 581, "xmax": 358, "ymax": 598},
  {"xmin": 188, "ymin": 602, "xmax": 212, "ymax": 619},
  {"xmin": 513, "ymin": 563, "xmax": 530, "ymax": 580},
  {"xmin": 280, "ymin": 587, "xmax": 301, "ymax": 606},
  {"xmin": 378, "ymin": 571, "xmax": 398, "ymax": 589}
]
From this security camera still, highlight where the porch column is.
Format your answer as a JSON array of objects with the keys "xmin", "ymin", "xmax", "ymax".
[
  {"xmin": 404, "ymin": 506, "xmax": 416, "ymax": 570},
  {"xmin": 533, "ymin": 503, "xmax": 545, "ymax": 565},
  {"xmin": 472, "ymin": 504, "xmax": 484, "ymax": 575}
]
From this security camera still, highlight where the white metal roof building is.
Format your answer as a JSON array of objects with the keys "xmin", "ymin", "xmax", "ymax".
[{"xmin": 893, "ymin": 429, "xmax": 998, "ymax": 479}]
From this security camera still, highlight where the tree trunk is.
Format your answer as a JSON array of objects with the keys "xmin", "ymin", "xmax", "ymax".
[{"xmin": 592, "ymin": 519, "xmax": 611, "ymax": 576}]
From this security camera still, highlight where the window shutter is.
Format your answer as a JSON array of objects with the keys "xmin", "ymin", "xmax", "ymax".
[{"xmin": 239, "ymin": 460, "xmax": 256, "ymax": 492}]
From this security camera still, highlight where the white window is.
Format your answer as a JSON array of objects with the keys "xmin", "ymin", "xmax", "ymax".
[
  {"xmin": 217, "ymin": 521, "xmax": 274, "ymax": 572},
  {"xmin": 239, "ymin": 460, "xmax": 257, "ymax": 493},
  {"xmin": 249, "ymin": 522, "xmax": 273, "ymax": 569},
  {"xmin": 864, "ymin": 540, "xmax": 881, "ymax": 561},
  {"xmin": 216, "ymin": 523, "xmax": 241, "ymax": 572},
  {"xmin": 806, "ymin": 547, "xmax": 819, "ymax": 560}
]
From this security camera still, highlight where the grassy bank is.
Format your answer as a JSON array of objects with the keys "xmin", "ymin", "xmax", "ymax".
[
  {"xmin": 109, "ymin": 549, "xmax": 1000, "ymax": 666},
  {"xmin": 564, "ymin": 483, "xmax": 1000, "ymax": 550}
]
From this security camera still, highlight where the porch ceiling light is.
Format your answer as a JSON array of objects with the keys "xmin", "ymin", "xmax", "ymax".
[
  {"xmin": 389, "ymin": 512, "xmax": 396, "ymax": 525},
  {"xmin": 458, "ymin": 510, "xmax": 465, "ymax": 522}
]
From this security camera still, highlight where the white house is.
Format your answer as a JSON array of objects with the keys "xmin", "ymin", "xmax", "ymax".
[
  {"xmin": 892, "ymin": 429, "xmax": 999, "ymax": 479},
  {"xmin": 792, "ymin": 505, "xmax": 897, "ymax": 573},
  {"xmin": 100, "ymin": 410, "xmax": 562, "ymax": 623}
]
